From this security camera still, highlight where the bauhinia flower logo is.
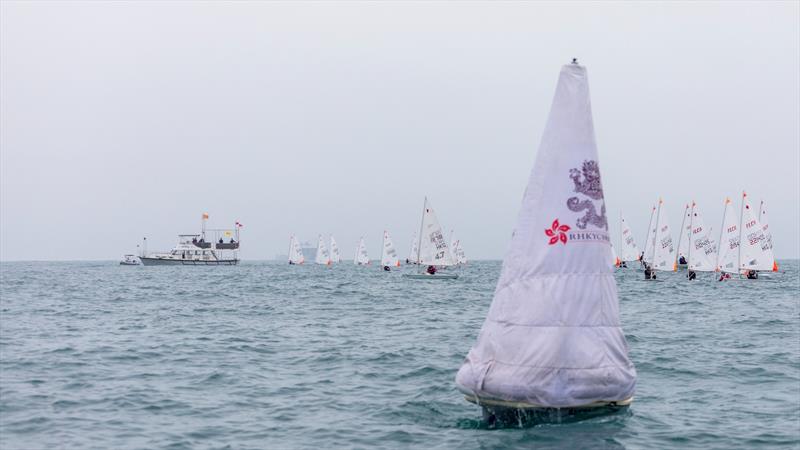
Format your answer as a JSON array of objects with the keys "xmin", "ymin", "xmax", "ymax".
[{"xmin": 545, "ymin": 219, "xmax": 570, "ymax": 245}]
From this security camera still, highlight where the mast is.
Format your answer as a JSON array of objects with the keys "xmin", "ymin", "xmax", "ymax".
[
  {"xmin": 416, "ymin": 197, "xmax": 426, "ymax": 268},
  {"xmin": 643, "ymin": 205, "xmax": 655, "ymax": 263},
  {"xmin": 288, "ymin": 235, "xmax": 293, "ymax": 263},
  {"xmin": 687, "ymin": 202, "xmax": 695, "ymax": 277},
  {"xmin": 737, "ymin": 191, "xmax": 745, "ymax": 275},
  {"xmin": 674, "ymin": 203, "xmax": 688, "ymax": 270},
  {"xmin": 619, "ymin": 211, "xmax": 623, "ymax": 262},
  {"xmin": 651, "ymin": 199, "xmax": 662, "ymax": 267},
  {"xmin": 716, "ymin": 197, "xmax": 729, "ymax": 272}
]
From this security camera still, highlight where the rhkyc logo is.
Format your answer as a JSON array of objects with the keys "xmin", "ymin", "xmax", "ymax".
[{"xmin": 545, "ymin": 219, "xmax": 570, "ymax": 245}]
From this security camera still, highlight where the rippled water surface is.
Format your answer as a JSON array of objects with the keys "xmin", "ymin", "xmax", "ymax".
[{"xmin": 1, "ymin": 260, "xmax": 798, "ymax": 448}]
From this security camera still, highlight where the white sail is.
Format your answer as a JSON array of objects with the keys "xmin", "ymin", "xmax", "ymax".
[
  {"xmin": 416, "ymin": 198, "xmax": 454, "ymax": 266},
  {"xmin": 716, "ymin": 197, "xmax": 740, "ymax": 273},
  {"xmin": 288, "ymin": 235, "xmax": 305, "ymax": 264},
  {"xmin": 650, "ymin": 200, "xmax": 675, "ymax": 271},
  {"xmin": 675, "ymin": 204, "xmax": 691, "ymax": 266},
  {"xmin": 449, "ymin": 230, "xmax": 467, "ymax": 265},
  {"xmin": 314, "ymin": 235, "xmax": 330, "ymax": 265},
  {"xmin": 380, "ymin": 230, "xmax": 400, "ymax": 267},
  {"xmin": 407, "ymin": 232, "xmax": 418, "ymax": 264},
  {"xmin": 618, "ymin": 212, "xmax": 640, "ymax": 262},
  {"xmin": 738, "ymin": 192, "xmax": 772, "ymax": 272},
  {"xmin": 758, "ymin": 200, "xmax": 778, "ymax": 271},
  {"xmin": 641, "ymin": 205, "xmax": 656, "ymax": 264},
  {"xmin": 330, "ymin": 236, "xmax": 341, "ymax": 263},
  {"xmin": 687, "ymin": 202, "xmax": 717, "ymax": 272},
  {"xmin": 354, "ymin": 237, "xmax": 370, "ymax": 265},
  {"xmin": 456, "ymin": 62, "xmax": 636, "ymax": 407}
]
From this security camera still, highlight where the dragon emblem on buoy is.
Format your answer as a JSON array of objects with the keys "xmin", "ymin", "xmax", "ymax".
[{"xmin": 567, "ymin": 160, "xmax": 608, "ymax": 230}]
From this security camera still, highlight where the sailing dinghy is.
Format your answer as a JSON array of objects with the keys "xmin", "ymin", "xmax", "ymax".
[
  {"xmin": 403, "ymin": 197, "xmax": 459, "ymax": 280},
  {"xmin": 716, "ymin": 197, "xmax": 740, "ymax": 275},
  {"xmin": 646, "ymin": 199, "xmax": 675, "ymax": 274},
  {"xmin": 758, "ymin": 200, "xmax": 779, "ymax": 272},
  {"xmin": 675, "ymin": 204, "xmax": 691, "ymax": 269},
  {"xmin": 617, "ymin": 212, "xmax": 640, "ymax": 267},
  {"xmin": 738, "ymin": 192, "xmax": 776, "ymax": 276},
  {"xmin": 314, "ymin": 235, "xmax": 331, "ymax": 265},
  {"xmin": 354, "ymin": 237, "xmax": 370, "ymax": 265},
  {"xmin": 406, "ymin": 232, "xmax": 419, "ymax": 264},
  {"xmin": 380, "ymin": 230, "xmax": 401, "ymax": 269},
  {"xmin": 686, "ymin": 201, "xmax": 717, "ymax": 276},
  {"xmin": 288, "ymin": 235, "xmax": 305, "ymax": 265},
  {"xmin": 330, "ymin": 236, "xmax": 341, "ymax": 263},
  {"xmin": 450, "ymin": 230, "xmax": 467, "ymax": 265},
  {"xmin": 455, "ymin": 62, "xmax": 636, "ymax": 421}
]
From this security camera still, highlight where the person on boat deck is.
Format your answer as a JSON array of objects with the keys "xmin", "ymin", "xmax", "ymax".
[
  {"xmin": 383, "ymin": 265, "xmax": 391, "ymax": 272},
  {"xmin": 719, "ymin": 272, "xmax": 731, "ymax": 281},
  {"xmin": 688, "ymin": 270, "xmax": 697, "ymax": 281},
  {"xmin": 621, "ymin": 261, "xmax": 628, "ymax": 268},
  {"xmin": 289, "ymin": 261, "xmax": 295, "ymax": 265},
  {"xmin": 192, "ymin": 237, "xmax": 197, "ymax": 244},
  {"xmin": 644, "ymin": 264, "xmax": 652, "ymax": 280},
  {"xmin": 426, "ymin": 265, "xmax": 437, "ymax": 275},
  {"xmin": 679, "ymin": 255, "xmax": 687, "ymax": 265},
  {"xmin": 219, "ymin": 238, "xmax": 224, "ymax": 244},
  {"xmin": 230, "ymin": 238, "xmax": 236, "ymax": 244},
  {"xmin": 746, "ymin": 270, "xmax": 758, "ymax": 279}
]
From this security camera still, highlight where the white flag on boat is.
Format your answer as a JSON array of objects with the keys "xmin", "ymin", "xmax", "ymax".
[
  {"xmin": 455, "ymin": 63, "xmax": 636, "ymax": 407},
  {"xmin": 380, "ymin": 230, "xmax": 400, "ymax": 267}
]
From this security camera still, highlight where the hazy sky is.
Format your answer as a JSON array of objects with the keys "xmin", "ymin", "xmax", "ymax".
[{"xmin": 2, "ymin": 1, "xmax": 798, "ymax": 261}]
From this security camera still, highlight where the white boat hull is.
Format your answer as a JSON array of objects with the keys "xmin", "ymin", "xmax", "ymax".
[
  {"xmin": 402, "ymin": 273, "xmax": 459, "ymax": 280},
  {"xmin": 139, "ymin": 257, "xmax": 238, "ymax": 266}
]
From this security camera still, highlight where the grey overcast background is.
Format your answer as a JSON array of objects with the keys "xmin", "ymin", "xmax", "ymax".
[{"xmin": 1, "ymin": 1, "xmax": 798, "ymax": 261}]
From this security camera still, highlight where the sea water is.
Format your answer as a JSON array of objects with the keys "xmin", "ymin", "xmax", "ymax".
[{"xmin": 1, "ymin": 260, "xmax": 798, "ymax": 448}]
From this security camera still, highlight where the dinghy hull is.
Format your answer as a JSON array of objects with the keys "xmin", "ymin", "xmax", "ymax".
[{"xmin": 402, "ymin": 273, "xmax": 459, "ymax": 280}]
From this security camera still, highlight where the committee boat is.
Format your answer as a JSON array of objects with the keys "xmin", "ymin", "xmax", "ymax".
[
  {"xmin": 455, "ymin": 61, "xmax": 636, "ymax": 424},
  {"xmin": 139, "ymin": 214, "xmax": 241, "ymax": 266}
]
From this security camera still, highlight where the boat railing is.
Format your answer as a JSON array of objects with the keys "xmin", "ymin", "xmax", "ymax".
[{"xmin": 215, "ymin": 242, "xmax": 240, "ymax": 250}]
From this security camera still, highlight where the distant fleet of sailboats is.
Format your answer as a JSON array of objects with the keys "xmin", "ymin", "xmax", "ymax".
[
  {"xmin": 616, "ymin": 192, "xmax": 778, "ymax": 279},
  {"xmin": 285, "ymin": 198, "xmax": 467, "ymax": 275}
]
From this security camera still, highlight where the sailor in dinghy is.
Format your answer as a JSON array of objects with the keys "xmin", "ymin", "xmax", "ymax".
[
  {"xmin": 455, "ymin": 60, "xmax": 636, "ymax": 425},
  {"xmin": 402, "ymin": 197, "xmax": 459, "ymax": 280}
]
